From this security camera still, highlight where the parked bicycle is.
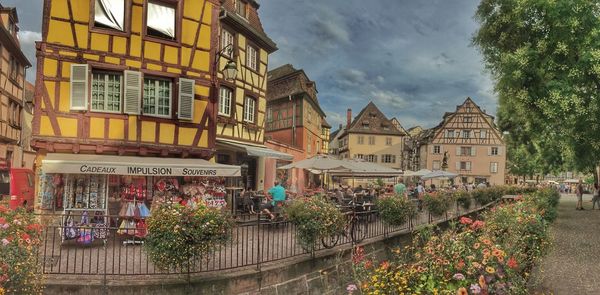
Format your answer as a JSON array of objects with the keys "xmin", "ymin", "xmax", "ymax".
[{"xmin": 321, "ymin": 202, "xmax": 369, "ymax": 248}]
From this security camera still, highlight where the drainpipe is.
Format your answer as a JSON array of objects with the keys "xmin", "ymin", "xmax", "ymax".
[{"xmin": 290, "ymin": 95, "xmax": 296, "ymax": 147}]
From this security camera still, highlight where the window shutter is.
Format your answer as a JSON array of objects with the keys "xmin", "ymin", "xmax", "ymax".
[
  {"xmin": 70, "ymin": 64, "xmax": 89, "ymax": 110},
  {"xmin": 178, "ymin": 78, "xmax": 195, "ymax": 120},
  {"xmin": 471, "ymin": 147, "xmax": 476, "ymax": 156},
  {"xmin": 466, "ymin": 162, "xmax": 471, "ymax": 170},
  {"xmin": 430, "ymin": 145, "xmax": 434, "ymax": 153},
  {"xmin": 440, "ymin": 146, "xmax": 444, "ymax": 154},
  {"xmin": 498, "ymin": 146, "xmax": 504, "ymax": 156},
  {"xmin": 487, "ymin": 147, "xmax": 491, "ymax": 156},
  {"xmin": 123, "ymin": 70, "xmax": 142, "ymax": 114},
  {"xmin": 456, "ymin": 146, "xmax": 461, "ymax": 156},
  {"xmin": 456, "ymin": 162, "xmax": 460, "ymax": 170}
]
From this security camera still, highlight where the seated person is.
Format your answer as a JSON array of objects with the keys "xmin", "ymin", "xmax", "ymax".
[
  {"xmin": 261, "ymin": 181, "xmax": 286, "ymax": 220},
  {"xmin": 241, "ymin": 187, "xmax": 256, "ymax": 214}
]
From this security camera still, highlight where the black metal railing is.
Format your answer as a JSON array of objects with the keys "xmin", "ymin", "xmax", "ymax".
[{"xmin": 35, "ymin": 199, "xmax": 487, "ymax": 279}]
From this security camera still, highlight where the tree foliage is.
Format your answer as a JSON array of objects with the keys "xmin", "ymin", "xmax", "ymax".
[{"xmin": 473, "ymin": 0, "xmax": 600, "ymax": 173}]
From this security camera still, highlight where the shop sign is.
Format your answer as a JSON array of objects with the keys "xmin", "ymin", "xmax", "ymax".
[{"xmin": 75, "ymin": 164, "xmax": 221, "ymax": 176}]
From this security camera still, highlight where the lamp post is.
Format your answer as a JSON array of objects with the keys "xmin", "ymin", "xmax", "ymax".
[{"xmin": 214, "ymin": 43, "xmax": 238, "ymax": 82}]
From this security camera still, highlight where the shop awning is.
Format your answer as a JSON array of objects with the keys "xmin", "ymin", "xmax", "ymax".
[
  {"xmin": 216, "ymin": 139, "xmax": 293, "ymax": 160},
  {"xmin": 41, "ymin": 153, "xmax": 241, "ymax": 177}
]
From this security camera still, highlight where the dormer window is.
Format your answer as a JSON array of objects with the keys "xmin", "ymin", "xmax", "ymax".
[
  {"xmin": 94, "ymin": 0, "xmax": 125, "ymax": 31},
  {"xmin": 146, "ymin": 1, "xmax": 176, "ymax": 40},
  {"xmin": 236, "ymin": 0, "xmax": 247, "ymax": 19},
  {"xmin": 362, "ymin": 120, "xmax": 369, "ymax": 129}
]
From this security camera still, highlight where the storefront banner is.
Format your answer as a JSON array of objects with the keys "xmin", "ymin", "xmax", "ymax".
[{"xmin": 42, "ymin": 154, "xmax": 241, "ymax": 177}]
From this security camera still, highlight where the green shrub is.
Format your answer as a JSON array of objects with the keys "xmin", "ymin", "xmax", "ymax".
[
  {"xmin": 285, "ymin": 196, "xmax": 345, "ymax": 252},
  {"xmin": 453, "ymin": 190, "xmax": 472, "ymax": 210},
  {"xmin": 145, "ymin": 203, "xmax": 233, "ymax": 270},
  {"xmin": 423, "ymin": 192, "xmax": 452, "ymax": 216},
  {"xmin": 0, "ymin": 206, "xmax": 44, "ymax": 294},
  {"xmin": 375, "ymin": 196, "xmax": 415, "ymax": 226}
]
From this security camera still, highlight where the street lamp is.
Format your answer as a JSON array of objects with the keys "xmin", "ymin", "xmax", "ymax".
[{"xmin": 214, "ymin": 44, "xmax": 237, "ymax": 81}]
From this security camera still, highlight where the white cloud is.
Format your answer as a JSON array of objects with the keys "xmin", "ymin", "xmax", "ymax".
[{"xmin": 18, "ymin": 30, "xmax": 41, "ymax": 82}]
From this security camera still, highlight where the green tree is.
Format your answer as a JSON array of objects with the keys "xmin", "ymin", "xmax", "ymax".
[{"xmin": 473, "ymin": 0, "xmax": 600, "ymax": 173}]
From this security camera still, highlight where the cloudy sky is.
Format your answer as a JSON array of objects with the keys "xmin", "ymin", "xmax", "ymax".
[{"xmin": 5, "ymin": 0, "xmax": 496, "ymax": 130}]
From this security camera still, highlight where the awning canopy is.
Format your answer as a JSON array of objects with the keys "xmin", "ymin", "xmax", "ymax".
[
  {"xmin": 216, "ymin": 139, "xmax": 293, "ymax": 160},
  {"xmin": 41, "ymin": 153, "xmax": 241, "ymax": 177}
]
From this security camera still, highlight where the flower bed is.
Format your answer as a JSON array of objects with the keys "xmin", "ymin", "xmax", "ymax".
[
  {"xmin": 145, "ymin": 203, "xmax": 233, "ymax": 270},
  {"xmin": 349, "ymin": 188, "xmax": 559, "ymax": 294},
  {"xmin": 0, "ymin": 206, "xmax": 44, "ymax": 294},
  {"xmin": 284, "ymin": 196, "xmax": 345, "ymax": 252}
]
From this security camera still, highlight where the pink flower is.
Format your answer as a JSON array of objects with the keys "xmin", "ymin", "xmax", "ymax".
[
  {"xmin": 1, "ymin": 239, "xmax": 8, "ymax": 246},
  {"xmin": 459, "ymin": 217, "xmax": 473, "ymax": 225},
  {"xmin": 2, "ymin": 224, "xmax": 8, "ymax": 229}
]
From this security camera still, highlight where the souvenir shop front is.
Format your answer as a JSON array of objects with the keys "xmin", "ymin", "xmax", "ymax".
[{"xmin": 37, "ymin": 153, "xmax": 241, "ymax": 243}]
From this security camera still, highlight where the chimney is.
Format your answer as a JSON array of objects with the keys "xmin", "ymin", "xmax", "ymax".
[{"xmin": 346, "ymin": 108, "xmax": 352, "ymax": 129}]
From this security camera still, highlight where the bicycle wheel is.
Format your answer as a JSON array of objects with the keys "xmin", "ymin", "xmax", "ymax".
[
  {"xmin": 351, "ymin": 219, "xmax": 367, "ymax": 243},
  {"xmin": 321, "ymin": 234, "xmax": 340, "ymax": 249}
]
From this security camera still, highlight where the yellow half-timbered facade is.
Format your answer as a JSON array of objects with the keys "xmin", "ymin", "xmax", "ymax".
[
  {"xmin": 33, "ymin": 0, "xmax": 220, "ymax": 158},
  {"xmin": 214, "ymin": 0, "xmax": 282, "ymax": 190}
]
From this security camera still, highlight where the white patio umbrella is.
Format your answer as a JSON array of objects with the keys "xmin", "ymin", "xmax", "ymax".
[
  {"xmin": 410, "ymin": 169, "xmax": 433, "ymax": 177},
  {"xmin": 421, "ymin": 170, "xmax": 458, "ymax": 180},
  {"xmin": 277, "ymin": 155, "xmax": 355, "ymax": 172}
]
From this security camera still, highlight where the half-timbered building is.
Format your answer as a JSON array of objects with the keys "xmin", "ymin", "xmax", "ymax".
[
  {"xmin": 214, "ymin": 0, "xmax": 287, "ymax": 191},
  {"xmin": 0, "ymin": 4, "xmax": 31, "ymax": 168},
  {"xmin": 420, "ymin": 97, "xmax": 506, "ymax": 185},
  {"xmin": 263, "ymin": 64, "xmax": 329, "ymax": 191},
  {"xmin": 32, "ymin": 0, "xmax": 243, "ymax": 213}
]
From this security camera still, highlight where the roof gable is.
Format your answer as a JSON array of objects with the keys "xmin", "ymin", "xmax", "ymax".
[
  {"xmin": 346, "ymin": 102, "xmax": 403, "ymax": 136},
  {"xmin": 430, "ymin": 97, "xmax": 504, "ymax": 144}
]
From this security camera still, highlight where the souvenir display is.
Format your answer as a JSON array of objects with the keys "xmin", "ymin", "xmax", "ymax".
[
  {"xmin": 117, "ymin": 176, "xmax": 150, "ymax": 242},
  {"xmin": 64, "ymin": 174, "xmax": 107, "ymax": 210},
  {"xmin": 179, "ymin": 177, "xmax": 227, "ymax": 209}
]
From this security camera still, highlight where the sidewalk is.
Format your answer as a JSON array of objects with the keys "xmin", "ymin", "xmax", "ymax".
[{"xmin": 530, "ymin": 194, "xmax": 600, "ymax": 294}]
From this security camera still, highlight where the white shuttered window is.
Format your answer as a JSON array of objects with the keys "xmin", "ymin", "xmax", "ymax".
[
  {"xmin": 123, "ymin": 70, "xmax": 141, "ymax": 114},
  {"xmin": 178, "ymin": 78, "xmax": 194, "ymax": 120},
  {"xmin": 70, "ymin": 64, "xmax": 89, "ymax": 110},
  {"xmin": 247, "ymin": 45, "xmax": 257, "ymax": 70}
]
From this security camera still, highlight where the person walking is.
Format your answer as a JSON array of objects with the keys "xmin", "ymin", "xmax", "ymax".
[
  {"xmin": 394, "ymin": 180, "xmax": 407, "ymax": 199},
  {"xmin": 592, "ymin": 182, "xmax": 600, "ymax": 210},
  {"xmin": 576, "ymin": 179, "xmax": 584, "ymax": 210}
]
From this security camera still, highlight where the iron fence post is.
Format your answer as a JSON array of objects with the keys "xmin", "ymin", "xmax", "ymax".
[{"xmin": 256, "ymin": 213, "xmax": 261, "ymax": 271}]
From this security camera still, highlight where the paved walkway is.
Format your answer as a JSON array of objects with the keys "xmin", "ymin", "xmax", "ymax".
[{"xmin": 530, "ymin": 194, "xmax": 600, "ymax": 294}]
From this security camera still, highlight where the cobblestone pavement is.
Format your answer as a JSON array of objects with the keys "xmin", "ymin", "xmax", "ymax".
[{"xmin": 530, "ymin": 194, "xmax": 600, "ymax": 294}]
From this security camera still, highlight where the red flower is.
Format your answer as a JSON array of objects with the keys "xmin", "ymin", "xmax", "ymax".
[
  {"xmin": 20, "ymin": 233, "xmax": 30, "ymax": 241},
  {"xmin": 459, "ymin": 217, "xmax": 473, "ymax": 225},
  {"xmin": 380, "ymin": 260, "xmax": 390, "ymax": 270},
  {"xmin": 0, "ymin": 205, "xmax": 7, "ymax": 213},
  {"xmin": 507, "ymin": 257, "xmax": 519, "ymax": 269},
  {"xmin": 456, "ymin": 259, "xmax": 465, "ymax": 270},
  {"xmin": 470, "ymin": 220, "xmax": 485, "ymax": 230},
  {"xmin": 364, "ymin": 260, "xmax": 373, "ymax": 269},
  {"xmin": 26, "ymin": 223, "xmax": 42, "ymax": 233}
]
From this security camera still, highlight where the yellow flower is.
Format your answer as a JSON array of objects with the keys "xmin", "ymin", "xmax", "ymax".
[
  {"xmin": 473, "ymin": 243, "xmax": 480, "ymax": 249},
  {"xmin": 456, "ymin": 287, "xmax": 468, "ymax": 295},
  {"xmin": 486, "ymin": 266, "xmax": 496, "ymax": 274}
]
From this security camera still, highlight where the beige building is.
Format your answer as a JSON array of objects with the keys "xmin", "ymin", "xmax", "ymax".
[
  {"xmin": 338, "ymin": 102, "xmax": 405, "ymax": 169},
  {"xmin": 419, "ymin": 98, "xmax": 506, "ymax": 185}
]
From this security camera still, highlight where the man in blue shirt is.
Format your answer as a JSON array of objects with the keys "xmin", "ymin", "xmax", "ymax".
[{"xmin": 262, "ymin": 181, "xmax": 286, "ymax": 220}]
